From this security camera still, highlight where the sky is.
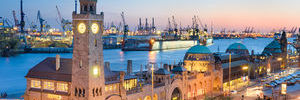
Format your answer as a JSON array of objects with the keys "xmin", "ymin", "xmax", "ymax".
[{"xmin": 1, "ymin": 0, "xmax": 300, "ymax": 32}]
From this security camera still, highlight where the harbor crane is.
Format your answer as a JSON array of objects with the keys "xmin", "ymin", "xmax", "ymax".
[
  {"xmin": 56, "ymin": 5, "xmax": 72, "ymax": 36},
  {"xmin": 167, "ymin": 18, "xmax": 173, "ymax": 33},
  {"xmin": 121, "ymin": 12, "xmax": 129, "ymax": 46},
  {"xmin": 20, "ymin": 0, "xmax": 25, "ymax": 34},
  {"xmin": 37, "ymin": 10, "xmax": 45, "ymax": 32},
  {"xmin": 12, "ymin": 10, "xmax": 19, "ymax": 27}
]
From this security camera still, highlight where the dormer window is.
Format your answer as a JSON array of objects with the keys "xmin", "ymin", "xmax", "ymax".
[
  {"xmin": 90, "ymin": 6, "xmax": 93, "ymax": 12},
  {"xmin": 84, "ymin": 5, "xmax": 88, "ymax": 12}
]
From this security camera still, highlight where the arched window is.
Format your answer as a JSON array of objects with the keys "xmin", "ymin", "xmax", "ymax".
[
  {"xmin": 84, "ymin": 5, "xmax": 88, "ymax": 12},
  {"xmin": 90, "ymin": 6, "xmax": 93, "ymax": 12},
  {"xmin": 96, "ymin": 88, "xmax": 99, "ymax": 96},
  {"xmin": 79, "ymin": 88, "xmax": 82, "ymax": 97},
  {"xmin": 92, "ymin": 88, "xmax": 95, "ymax": 97},
  {"xmin": 82, "ymin": 89, "xmax": 85, "ymax": 97},
  {"xmin": 75, "ymin": 88, "xmax": 78, "ymax": 96}
]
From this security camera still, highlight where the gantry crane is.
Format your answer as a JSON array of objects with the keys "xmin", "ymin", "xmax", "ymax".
[
  {"xmin": 12, "ymin": 10, "xmax": 19, "ymax": 28},
  {"xmin": 121, "ymin": 12, "xmax": 129, "ymax": 48},
  {"xmin": 56, "ymin": 5, "xmax": 72, "ymax": 36},
  {"xmin": 37, "ymin": 10, "xmax": 45, "ymax": 32}
]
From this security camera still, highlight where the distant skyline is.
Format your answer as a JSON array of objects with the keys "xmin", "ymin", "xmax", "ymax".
[{"xmin": 1, "ymin": 0, "xmax": 300, "ymax": 32}]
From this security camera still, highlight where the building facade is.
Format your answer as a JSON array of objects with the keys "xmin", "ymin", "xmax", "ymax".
[{"xmin": 23, "ymin": 0, "xmax": 224, "ymax": 100}]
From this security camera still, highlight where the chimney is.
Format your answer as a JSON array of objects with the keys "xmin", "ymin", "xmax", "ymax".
[
  {"xmin": 164, "ymin": 64, "xmax": 169, "ymax": 71},
  {"xmin": 127, "ymin": 60, "xmax": 132, "ymax": 75},
  {"xmin": 105, "ymin": 62, "xmax": 111, "ymax": 72},
  {"xmin": 56, "ymin": 55, "xmax": 60, "ymax": 71}
]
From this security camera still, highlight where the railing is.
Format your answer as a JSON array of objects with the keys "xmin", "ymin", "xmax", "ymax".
[
  {"xmin": 126, "ymin": 87, "xmax": 142, "ymax": 95},
  {"xmin": 154, "ymin": 83, "xmax": 165, "ymax": 88}
]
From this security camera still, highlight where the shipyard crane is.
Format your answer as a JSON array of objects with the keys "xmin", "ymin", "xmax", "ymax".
[
  {"xmin": 56, "ymin": 5, "xmax": 72, "ymax": 36},
  {"xmin": 3, "ymin": 18, "xmax": 13, "ymax": 28},
  {"xmin": 196, "ymin": 16, "xmax": 204, "ymax": 30},
  {"xmin": 168, "ymin": 18, "xmax": 172, "ymax": 33},
  {"xmin": 121, "ymin": 12, "xmax": 129, "ymax": 46},
  {"xmin": 172, "ymin": 16, "xmax": 178, "ymax": 33},
  {"xmin": 37, "ymin": 10, "xmax": 45, "ymax": 32},
  {"xmin": 151, "ymin": 18, "xmax": 155, "ymax": 32},
  {"xmin": 20, "ymin": 0, "xmax": 25, "ymax": 34},
  {"xmin": 12, "ymin": 10, "xmax": 19, "ymax": 27}
]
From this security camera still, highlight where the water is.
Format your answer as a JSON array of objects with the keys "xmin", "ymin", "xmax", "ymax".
[{"xmin": 0, "ymin": 38, "xmax": 295, "ymax": 98}]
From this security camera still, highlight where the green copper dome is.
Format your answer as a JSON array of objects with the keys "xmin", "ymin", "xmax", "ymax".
[
  {"xmin": 227, "ymin": 43, "xmax": 248, "ymax": 50},
  {"xmin": 186, "ymin": 45, "xmax": 211, "ymax": 54}
]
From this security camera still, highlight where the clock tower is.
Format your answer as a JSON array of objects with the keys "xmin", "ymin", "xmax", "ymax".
[{"xmin": 71, "ymin": 0, "xmax": 105, "ymax": 100}]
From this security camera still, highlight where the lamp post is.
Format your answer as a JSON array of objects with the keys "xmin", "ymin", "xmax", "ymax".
[
  {"xmin": 229, "ymin": 53, "xmax": 231, "ymax": 97},
  {"xmin": 151, "ymin": 64, "xmax": 154, "ymax": 100}
]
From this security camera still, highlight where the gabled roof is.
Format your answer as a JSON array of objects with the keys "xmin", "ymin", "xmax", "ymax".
[
  {"xmin": 25, "ymin": 57, "xmax": 72, "ymax": 82},
  {"xmin": 25, "ymin": 57, "xmax": 135, "ymax": 84},
  {"xmin": 186, "ymin": 45, "xmax": 211, "ymax": 54}
]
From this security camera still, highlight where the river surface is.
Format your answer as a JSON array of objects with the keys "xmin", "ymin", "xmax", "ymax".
[{"xmin": 0, "ymin": 38, "xmax": 295, "ymax": 98}]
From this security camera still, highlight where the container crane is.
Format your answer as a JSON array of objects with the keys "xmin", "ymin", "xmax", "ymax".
[{"xmin": 37, "ymin": 10, "xmax": 45, "ymax": 32}]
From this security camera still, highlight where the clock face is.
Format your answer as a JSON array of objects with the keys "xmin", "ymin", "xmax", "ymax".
[
  {"xmin": 91, "ymin": 23, "xmax": 99, "ymax": 34},
  {"xmin": 77, "ymin": 23, "xmax": 86, "ymax": 34}
]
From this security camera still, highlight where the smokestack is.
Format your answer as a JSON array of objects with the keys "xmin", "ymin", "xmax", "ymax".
[
  {"xmin": 127, "ymin": 60, "xmax": 132, "ymax": 74},
  {"xmin": 56, "ymin": 55, "xmax": 60, "ymax": 71},
  {"xmin": 105, "ymin": 62, "xmax": 110, "ymax": 72}
]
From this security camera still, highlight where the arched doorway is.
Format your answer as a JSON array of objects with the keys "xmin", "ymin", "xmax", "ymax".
[
  {"xmin": 144, "ymin": 96, "xmax": 151, "ymax": 100},
  {"xmin": 171, "ymin": 88, "xmax": 181, "ymax": 100},
  {"xmin": 213, "ymin": 77, "xmax": 221, "ymax": 92}
]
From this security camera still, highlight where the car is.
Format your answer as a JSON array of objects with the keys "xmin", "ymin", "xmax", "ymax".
[{"xmin": 230, "ymin": 90, "xmax": 238, "ymax": 94}]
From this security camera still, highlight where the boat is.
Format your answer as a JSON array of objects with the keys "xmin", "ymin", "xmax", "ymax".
[
  {"xmin": 122, "ymin": 30, "xmax": 213, "ymax": 51},
  {"xmin": 122, "ymin": 36, "xmax": 198, "ymax": 51}
]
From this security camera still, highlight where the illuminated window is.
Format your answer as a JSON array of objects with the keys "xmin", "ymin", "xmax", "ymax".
[
  {"xmin": 153, "ymin": 94, "xmax": 158, "ymax": 100},
  {"xmin": 44, "ymin": 81, "xmax": 54, "ymax": 90},
  {"xmin": 57, "ymin": 83, "xmax": 68, "ymax": 92},
  {"xmin": 31, "ymin": 80, "xmax": 41, "ymax": 88},
  {"xmin": 105, "ymin": 86, "xmax": 108, "ymax": 91}
]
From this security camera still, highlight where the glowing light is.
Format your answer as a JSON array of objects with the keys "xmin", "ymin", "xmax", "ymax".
[
  {"xmin": 277, "ymin": 57, "xmax": 282, "ymax": 61},
  {"xmin": 242, "ymin": 66, "xmax": 248, "ymax": 70},
  {"xmin": 91, "ymin": 23, "xmax": 99, "ymax": 34},
  {"xmin": 281, "ymin": 83, "xmax": 287, "ymax": 95},
  {"xmin": 78, "ymin": 23, "xmax": 86, "ymax": 34},
  {"xmin": 93, "ymin": 66, "xmax": 99, "ymax": 76},
  {"xmin": 150, "ymin": 39, "xmax": 155, "ymax": 43},
  {"xmin": 47, "ymin": 94, "xmax": 61, "ymax": 100}
]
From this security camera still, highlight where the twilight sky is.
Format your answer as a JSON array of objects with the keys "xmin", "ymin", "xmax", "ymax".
[{"xmin": 1, "ymin": 0, "xmax": 300, "ymax": 32}]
